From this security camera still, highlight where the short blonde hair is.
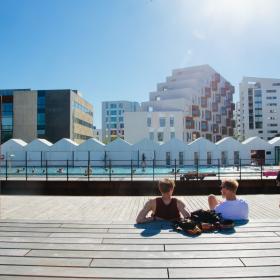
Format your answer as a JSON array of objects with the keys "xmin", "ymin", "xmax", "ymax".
[
  {"xmin": 158, "ymin": 178, "xmax": 175, "ymax": 193},
  {"xmin": 221, "ymin": 179, "xmax": 239, "ymax": 193}
]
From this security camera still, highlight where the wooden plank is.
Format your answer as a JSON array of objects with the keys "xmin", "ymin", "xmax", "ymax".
[
  {"xmin": 169, "ymin": 266, "xmax": 280, "ymax": 278},
  {"xmin": 49, "ymin": 231, "xmax": 277, "ymax": 239},
  {"xmin": 0, "ymin": 265, "xmax": 167, "ymax": 279},
  {"xmin": 0, "ymin": 256, "xmax": 91, "ymax": 267},
  {"xmin": 242, "ymin": 256, "xmax": 280, "ymax": 266},
  {"xmin": 90, "ymin": 258, "xmax": 243, "ymax": 268},
  {"xmin": 27, "ymin": 248, "xmax": 280, "ymax": 259},
  {"xmin": 0, "ymin": 237, "xmax": 102, "ymax": 244},
  {"xmin": 102, "ymin": 236, "xmax": 280, "ymax": 244},
  {"xmin": 166, "ymin": 242, "xmax": 280, "ymax": 251},
  {"xmin": 0, "ymin": 232, "xmax": 50, "ymax": 237},
  {"xmin": 0, "ymin": 249, "xmax": 29, "ymax": 257},
  {"xmin": 0, "ymin": 242, "xmax": 164, "ymax": 251},
  {"xmin": 0, "ymin": 227, "xmax": 108, "ymax": 233}
]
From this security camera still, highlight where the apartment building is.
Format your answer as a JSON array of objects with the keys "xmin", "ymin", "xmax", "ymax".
[
  {"xmin": 234, "ymin": 101, "xmax": 241, "ymax": 141},
  {"xmin": 239, "ymin": 77, "xmax": 280, "ymax": 141},
  {"xmin": 0, "ymin": 89, "xmax": 94, "ymax": 144},
  {"xmin": 102, "ymin": 101, "xmax": 140, "ymax": 143},
  {"xmin": 125, "ymin": 65, "xmax": 235, "ymax": 144}
]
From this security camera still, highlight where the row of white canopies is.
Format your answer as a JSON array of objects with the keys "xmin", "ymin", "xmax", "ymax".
[{"xmin": 0, "ymin": 136, "xmax": 279, "ymax": 166}]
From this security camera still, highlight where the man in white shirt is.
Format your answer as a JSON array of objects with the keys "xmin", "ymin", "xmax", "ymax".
[{"xmin": 208, "ymin": 179, "xmax": 249, "ymax": 220}]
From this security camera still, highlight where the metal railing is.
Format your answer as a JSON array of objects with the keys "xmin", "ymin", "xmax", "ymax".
[{"xmin": 0, "ymin": 158, "xmax": 279, "ymax": 182}]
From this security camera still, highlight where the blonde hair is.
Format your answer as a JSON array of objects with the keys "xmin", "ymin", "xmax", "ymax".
[
  {"xmin": 158, "ymin": 178, "xmax": 175, "ymax": 193},
  {"xmin": 221, "ymin": 179, "xmax": 239, "ymax": 193}
]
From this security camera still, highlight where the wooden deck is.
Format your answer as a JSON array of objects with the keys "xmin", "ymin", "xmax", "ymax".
[{"xmin": 0, "ymin": 195, "xmax": 279, "ymax": 279}]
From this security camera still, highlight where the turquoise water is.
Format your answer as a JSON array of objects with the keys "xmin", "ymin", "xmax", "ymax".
[{"xmin": 0, "ymin": 165, "xmax": 262, "ymax": 177}]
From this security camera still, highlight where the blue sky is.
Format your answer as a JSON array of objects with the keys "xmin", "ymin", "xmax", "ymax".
[{"xmin": 1, "ymin": 0, "xmax": 280, "ymax": 127}]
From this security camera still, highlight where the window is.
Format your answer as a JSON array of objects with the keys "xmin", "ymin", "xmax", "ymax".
[
  {"xmin": 110, "ymin": 117, "xmax": 117, "ymax": 122},
  {"xmin": 255, "ymin": 122, "xmax": 262, "ymax": 129},
  {"xmin": 119, "ymin": 116, "xmax": 123, "ymax": 122},
  {"xmin": 268, "ymin": 123, "xmax": 277, "ymax": 127},
  {"xmin": 157, "ymin": 132, "xmax": 164, "ymax": 142},
  {"xmin": 207, "ymin": 152, "xmax": 212, "ymax": 165},
  {"xmin": 110, "ymin": 110, "xmax": 117, "ymax": 115},
  {"xmin": 234, "ymin": 151, "xmax": 240, "ymax": 165},
  {"xmin": 118, "ymin": 110, "xmax": 122, "ymax": 115},
  {"xmin": 194, "ymin": 152, "xmax": 199, "ymax": 165},
  {"xmin": 149, "ymin": 132, "xmax": 154, "ymax": 141},
  {"xmin": 268, "ymin": 130, "xmax": 278, "ymax": 133},
  {"xmin": 119, "ymin": 103, "xmax": 123, "ymax": 108},
  {"xmin": 266, "ymin": 90, "xmax": 276, "ymax": 93},
  {"xmin": 166, "ymin": 152, "xmax": 171, "ymax": 166},
  {"xmin": 110, "ymin": 104, "xmax": 117, "ymax": 109},
  {"xmin": 179, "ymin": 152, "xmax": 184, "ymax": 165},
  {"xmin": 170, "ymin": 117, "xmax": 174, "ymax": 127},
  {"xmin": 110, "ymin": 123, "xmax": 117, "ymax": 128},
  {"xmin": 159, "ymin": 117, "xmax": 166, "ymax": 127},
  {"xmin": 170, "ymin": 132, "xmax": 175, "ymax": 139},
  {"xmin": 221, "ymin": 151, "xmax": 228, "ymax": 165},
  {"xmin": 120, "ymin": 123, "xmax": 124, "ymax": 128},
  {"xmin": 272, "ymin": 83, "xmax": 280, "ymax": 86},
  {"xmin": 147, "ymin": 117, "xmax": 151, "ymax": 127}
]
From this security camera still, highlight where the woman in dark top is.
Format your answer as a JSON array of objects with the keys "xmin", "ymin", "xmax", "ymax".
[{"xmin": 136, "ymin": 178, "xmax": 190, "ymax": 223}]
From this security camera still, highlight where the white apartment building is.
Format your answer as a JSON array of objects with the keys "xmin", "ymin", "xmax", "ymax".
[
  {"xmin": 102, "ymin": 101, "xmax": 140, "ymax": 143},
  {"xmin": 124, "ymin": 111, "xmax": 184, "ymax": 144},
  {"xmin": 125, "ymin": 65, "xmax": 235, "ymax": 144},
  {"xmin": 239, "ymin": 77, "xmax": 280, "ymax": 141},
  {"xmin": 234, "ymin": 102, "xmax": 241, "ymax": 141}
]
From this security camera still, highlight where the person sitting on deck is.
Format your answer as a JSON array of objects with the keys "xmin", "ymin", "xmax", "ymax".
[
  {"xmin": 208, "ymin": 179, "xmax": 249, "ymax": 220},
  {"xmin": 136, "ymin": 178, "xmax": 190, "ymax": 223}
]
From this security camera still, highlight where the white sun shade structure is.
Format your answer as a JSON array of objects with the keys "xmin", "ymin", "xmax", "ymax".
[
  {"xmin": 25, "ymin": 139, "xmax": 52, "ymax": 167},
  {"xmin": 131, "ymin": 138, "xmax": 161, "ymax": 166},
  {"xmin": 75, "ymin": 138, "xmax": 105, "ymax": 167},
  {"xmin": 187, "ymin": 137, "xmax": 217, "ymax": 166},
  {"xmin": 242, "ymin": 136, "xmax": 274, "ymax": 165},
  {"xmin": 157, "ymin": 138, "xmax": 187, "ymax": 166},
  {"xmin": 0, "ymin": 139, "xmax": 27, "ymax": 167},
  {"xmin": 105, "ymin": 138, "xmax": 132, "ymax": 166},
  {"xmin": 215, "ymin": 137, "xmax": 242, "ymax": 166},
  {"xmin": 47, "ymin": 138, "xmax": 78, "ymax": 166}
]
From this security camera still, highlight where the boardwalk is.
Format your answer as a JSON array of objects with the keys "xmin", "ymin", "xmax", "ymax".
[{"xmin": 0, "ymin": 195, "xmax": 279, "ymax": 279}]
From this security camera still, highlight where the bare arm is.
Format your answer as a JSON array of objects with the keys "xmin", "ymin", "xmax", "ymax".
[
  {"xmin": 136, "ymin": 200, "xmax": 155, "ymax": 224},
  {"xmin": 177, "ymin": 199, "xmax": 190, "ymax": 219}
]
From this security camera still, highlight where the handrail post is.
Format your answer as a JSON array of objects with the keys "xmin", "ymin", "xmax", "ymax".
[
  {"xmin": 46, "ymin": 160, "xmax": 48, "ymax": 181},
  {"xmin": 131, "ymin": 159, "xmax": 133, "ymax": 182},
  {"xmin": 88, "ymin": 158, "xmax": 90, "ymax": 182},
  {"xmin": 196, "ymin": 159, "xmax": 199, "ymax": 181},
  {"xmin": 67, "ymin": 160, "xmax": 69, "ymax": 182},
  {"xmin": 260, "ymin": 161, "xmax": 263, "ymax": 181},
  {"xmin": 174, "ymin": 159, "xmax": 177, "ymax": 181},
  {"xmin": 109, "ymin": 160, "xmax": 112, "ymax": 182},
  {"xmin": 239, "ymin": 159, "xmax": 242, "ymax": 181},
  {"xmin": 5, "ymin": 159, "xmax": 7, "ymax": 181},
  {"xmin": 218, "ymin": 159, "xmax": 220, "ymax": 181},
  {"xmin": 153, "ymin": 159, "xmax": 155, "ymax": 181},
  {"xmin": 25, "ymin": 156, "xmax": 28, "ymax": 181}
]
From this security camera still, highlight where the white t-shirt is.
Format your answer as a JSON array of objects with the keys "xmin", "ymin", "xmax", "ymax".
[{"xmin": 214, "ymin": 199, "xmax": 249, "ymax": 220}]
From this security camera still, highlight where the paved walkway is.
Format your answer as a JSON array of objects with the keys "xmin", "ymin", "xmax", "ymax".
[{"xmin": 0, "ymin": 195, "xmax": 279, "ymax": 279}]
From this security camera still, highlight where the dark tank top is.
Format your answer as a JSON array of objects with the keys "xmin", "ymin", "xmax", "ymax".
[{"xmin": 154, "ymin": 197, "xmax": 180, "ymax": 221}]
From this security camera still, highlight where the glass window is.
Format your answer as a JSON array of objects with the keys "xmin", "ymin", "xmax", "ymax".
[
  {"xmin": 170, "ymin": 117, "xmax": 174, "ymax": 127},
  {"xmin": 159, "ymin": 117, "xmax": 166, "ymax": 127},
  {"xmin": 110, "ymin": 110, "xmax": 117, "ymax": 115},
  {"xmin": 110, "ymin": 104, "xmax": 117, "ymax": 109},
  {"xmin": 221, "ymin": 151, "xmax": 228, "ymax": 165},
  {"xmin": 170, "ymin": 132, "xmax": 175, "ymax": 139},
  {"xmin": 147, "ymin": 117, "xmax": 151, "ymax": 127},
  {"xmin": 166, "ymin": 152, "xmax": 171, "ymax": 166},
  {"xmin": 157, "ymin": 132, "xmax": 164, "ymax": 142},
  {"xmin": 110, "ymin": 117, "xmax": 117, "ymax": 122},
  {"xmin": 119, "ymin": 110, "xmax": 122, "ymax": 115},
  {"xmin": 119, "ymin": 116, "xmax": 123, "ymax": 122},
  {"xmin": 37, "ymin": 113, "xmax": 45, "ymax": 125},
  {"xmin": 149, "ymin": 132, "xmax": 154, "ymax": 141},
  {"xmin": 120, "ymin": 123, "xmax": 124, "ymax": 128},
  {"xmin": 194, "ymin": 152, "xmax": 199, "ymax": 165},
  {"xmin": 179, "ymin": 152, "xmax": 184, "ymax": 165},
  {"xmin": 234, "ymin": 151, "xmax": 239, "ymax": 165},
  {"xmin": 110, "ymin": 123, "xmax": 117, "ymax": 128},
  {"xmin": 207, "ymin": 152, "xmax": 212, "ymax": 165}
]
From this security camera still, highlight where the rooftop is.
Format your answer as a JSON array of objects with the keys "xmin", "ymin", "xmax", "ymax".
[{"xmin": 0, "ymin": 194, "xmax": 279, "ymax": 279}]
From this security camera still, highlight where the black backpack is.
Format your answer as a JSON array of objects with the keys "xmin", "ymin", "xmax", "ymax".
[{"xmin": 173, "ymin": 209, "xmax": 234, "ymax": 235}]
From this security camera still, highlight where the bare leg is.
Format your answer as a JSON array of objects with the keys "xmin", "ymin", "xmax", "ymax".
[{"xmin": 208, "ymin": 194, "xmax": 219, "ymax": 210}]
